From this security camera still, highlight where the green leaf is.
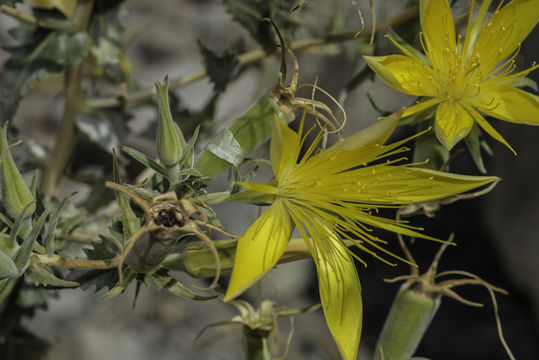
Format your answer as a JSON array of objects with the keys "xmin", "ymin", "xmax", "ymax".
[
  {"xmin": 120, "ymin": 145, "xmax": 167, "ymax": 176},
  {"xmin": 112, "ymin": 150, "xmax": 140, "ymax": 240},
  {"xmin": 412, "ymin": 120, "xmax": 449, "ymax": 171},
  {"xmin": 83, "ymin": 236, "xmax": 121, "ymax": 261},
  {"xmin": 144, "ymin": 270, "xmax": 216, "ymax": 301},
  {"xmin": 100, "ymin": 267, "xmax": 136, "ymax": 299},
  {"xmin": 387, "ymin": 27, "xmax": 428, "ymax": 64},
  {"xmin": 197, "ymin": 40, "xmax": 241, "ymax": 93},
  {"xmin": 10, "ymin": 201, "xmax": 37, "ymax": 252},
  {"xmin": 195, "ymin": 95, "xmax": 294, "ymax": 178},
  {"xmin": 25, "ymin": 256, "xmax": 78, "ymax": 287},
  {"xmin": 74, "ymin": 269, "xmax": 119, "ymax": 293},
  {"xmin": 88, "ymin": 0, "xmax": 127, "ymax": 68},
  {"xmin": 0, "ymin": 250, "xmax": 18, "ymax": 278},
  {"xmin": 14, "ymin": 208, "xmax": 51, "ymax": 272},
  {"xmin": 42, "ymin": 192, "xmax": 77, "ymax": 255}
]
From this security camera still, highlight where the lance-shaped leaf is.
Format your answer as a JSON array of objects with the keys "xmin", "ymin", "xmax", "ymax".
[
  {"xmin": 144, "ymin": 270, "xmax": 216, "ymax": 301},
  {"xmin": 42, "ymin": 192, "xmax": 77, "ymax": 255},
  {"xmin": 25, "ymin": 256, "xmax": 79, "ymax": 287},
  {"xmin": 14, "ymin": 208, "xmax": 51, "ymax": 273},
  {"xmin": 120, "ymin": 145, "xmax": 166, "ymax": 176},
  {"xmin": 0, "ymin": 250, "xmax": 18, "ymax": 279},
  {"xmin": 0, "ymin": 122, "xmax": 35, "ymax": 219},
  {"xmin": 112, "ymin": 150, "xmax": 139, "ymax": 240}
]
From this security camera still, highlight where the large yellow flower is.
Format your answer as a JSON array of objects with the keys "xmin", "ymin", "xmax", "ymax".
[
  {"xmin": 364, "ymin": 0, "xmax": 539, "ymax": 151},
  {"xmin": 223, "ymin": 112, "xmax": 497, "ymax": 360}
]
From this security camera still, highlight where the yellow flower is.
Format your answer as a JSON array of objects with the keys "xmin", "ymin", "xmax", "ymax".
[
  {"xmin": 223, "ymin": 111, "xmax": 497, "ymax": 360},
  {"xmin": 364, "ymin": 0, "xmax": 539, "ymax": 151}
]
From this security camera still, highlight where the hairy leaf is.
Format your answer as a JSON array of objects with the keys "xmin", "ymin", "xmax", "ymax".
[
  {"xmin": 25, "ymin": 257, "xmax": 78, "ymax": 287},
  {"xmin": 144, "ymin": 270, "xmax": 216, "ymax": 301}
]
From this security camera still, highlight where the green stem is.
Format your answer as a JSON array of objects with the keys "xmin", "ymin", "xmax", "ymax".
[
  {"xmin": 244, "ymin": 331, "xmax": 271, "ymax": 360},
  {"xmin": 373, "ymin": 283, "xmax": 440, "ymax": 360},
  {"xmin": 38, "ymin": 0, "xmax": 94, "ymax": 196}
]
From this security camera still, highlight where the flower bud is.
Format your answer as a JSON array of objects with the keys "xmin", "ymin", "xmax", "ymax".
[
  {"xmin": 155, "ymin": 77, "xmax": 186, "ymax": 167},
  {"xmin": 0, "ymin": 123, "xmax": 35, "ymax": 219}
]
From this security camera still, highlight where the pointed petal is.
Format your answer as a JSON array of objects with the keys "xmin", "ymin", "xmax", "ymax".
[
  {"xmin": 474, "ymin": 86, "xmax": 539, "ymax": 124},
  {"xmin": 330, "ymin": 110, "xmax": 403, "ymax": 153},
  {"xmin": 224, "ymin": 200, "xmax": 292, "ymax": 301},
  {"xmin": 270, "ymin": 117, "xmax": 300, "ymax": 181},
  {"xmin": 420, "ymin": 0, "xmax": 457, "ymax": 72},
  {"xmin": 434, "ymin": 101, "xmax": 474, "ymax": 150},
  {"xmin": 474, "ymin": 0, "xmax": 539, "ymax": 72},
  {"xmin": 402, "ymin": 97, "xmax": 441, "ymax": 118},
  {"xmin": 311, "ymin": 227, "xmax": 362, "ymax": 360},
  {"xmin": 326, "ymin": 165, "xmax": 498, "ymax": 205},
  {"xmin": 464, "ymin": 104, "xmax": 517, "ymax": 155},
  {"xmin": 363, "ymin": 55, "xmax": 434, "ymax": 96}
]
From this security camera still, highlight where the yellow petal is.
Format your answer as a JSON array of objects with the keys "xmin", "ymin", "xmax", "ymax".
[
  {"xmin": 270, "ymin": 117, "xmax": 300, "ymax": 182},
  {"xmin": 402, "ymin": 97, "xmax": 441, "ymax": 118},
  {"xmin": 473, "ymin": 0, "xmax": 539, "ymax": 72},
  {"xmin": 474, "ymin": 86, "xmax": 539, "ymax": 125},
  {"xmin": 434, "ymin": 101, "xmax": 474, "ymax": 150},
  {"xmin": 363, "ymin": 55, "xmax": 434, "ymax": 96},
  {"xmin": 327, "ymin": 165, "xmax": 498, "ymax": 205},
  {"xmin": 310, "ymin": 226, "xmax": 362, "ymax": 360},
  {"xmin": 464, "ymin": 104, "xmax": 517, "ymax": 155},
  {"xmin": 420, "ymin": 0, "xmax": 457, "ymax": 72},
  {"xmin": 224, "ymin": 200, "xmax": 292, "ymax": 301},
  {"xmin": 330, "ymin": 109, "xmax": 402, "ymax": 152}
]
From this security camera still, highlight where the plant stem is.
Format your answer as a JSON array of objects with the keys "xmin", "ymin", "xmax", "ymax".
[
  {"xmin": 38, "ymin": 0, "xmax": 94, "ymax": 196},
  {"xmin": 84, "ymin": 5, "xmax": 418, "ymax": 110},
  {"xmin": 36, "ymin": 254, "xmax": 119, "ymax": 269},
  {"xmin": 244, "ymin": 332, "xmax": 271, "ymax": 360}
]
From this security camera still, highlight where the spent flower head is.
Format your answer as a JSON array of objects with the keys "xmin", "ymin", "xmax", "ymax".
[
  {"xmin": 364, "ymin": 0, "xmax": 539, "ymax": 151},
  {"xmin": 224, "ymin": 111, "xmax": 497, "ymax": 360}
]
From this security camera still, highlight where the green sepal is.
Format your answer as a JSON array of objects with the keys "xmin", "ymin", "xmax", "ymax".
[
  {"xmin": 42, "ymin": 192, "xmax": 77, "ymax": 255},
  {"xmin": 464, "ymin": 124, "xmax": 487, "ymax": 174},
  {"xmin": 177, "ymin": 125, "xmax": 199, "ymax": 169},
  {"xmin": 14, "ymin": 207, "xmax": 51, "ymax": 273},
  {"xmin": 9, "ymin": 201, "xmax": 36, "ymax": 249},
  {"xmin": 0, "ymin": 122, "xmax": 35, "ymax": 219},
  {"xmin": 155, "ymin": 77, "xmax": 186, "ymax": 167},
  {"xmin": 413, "ymin": 119, "xmax": 449, "ymax": 170},
  {"xmin": 112, "ymin": 150, "xmax": 140, "ymax": 240},
  {"xmin": 195, "ymin": 95, "xmax": 294, "ymax": 178},
  {"xmin": 387, "ymin": 27, "xmax": 429, "ymax": 65},
  {"xmin": 514, "ymin": 76, "xmax": 538, "ymax": 91},
  {"xmin": 100, "ymin": 267, "xmax": 137, "ymax": 300},
  {"xmin": 144, "ymin": 269, "xmax": 216, "ymax": 301},
  {"xmin": 25, "ymin": 256, "xmax": 79, "ymax": 287},
  {"xmin": 120, "ymin": 145, "xmax": 167, "ymax": 176},
  {"xmin": 0, "ymin": 250, "xmax": 18, "ymax": 279}
]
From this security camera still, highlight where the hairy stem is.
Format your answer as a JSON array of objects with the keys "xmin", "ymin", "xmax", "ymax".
[{"xmin": 36, "ymin": 254, "xmax": 119, "ymax": 269}]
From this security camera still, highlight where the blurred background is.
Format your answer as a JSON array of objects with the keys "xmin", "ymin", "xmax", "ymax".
[{"xmin": 1, "ymin": 0, "xmax": 538, "ymax": 359}]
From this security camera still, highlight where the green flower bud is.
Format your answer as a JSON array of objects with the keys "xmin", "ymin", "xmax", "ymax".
[
  {"xmin": 155, "ymin": 77, "xmax": 186, "ymax": 167},
  {"xmin": 0, "ymin": 123, "xmax": 35, "ymax": 219}
]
